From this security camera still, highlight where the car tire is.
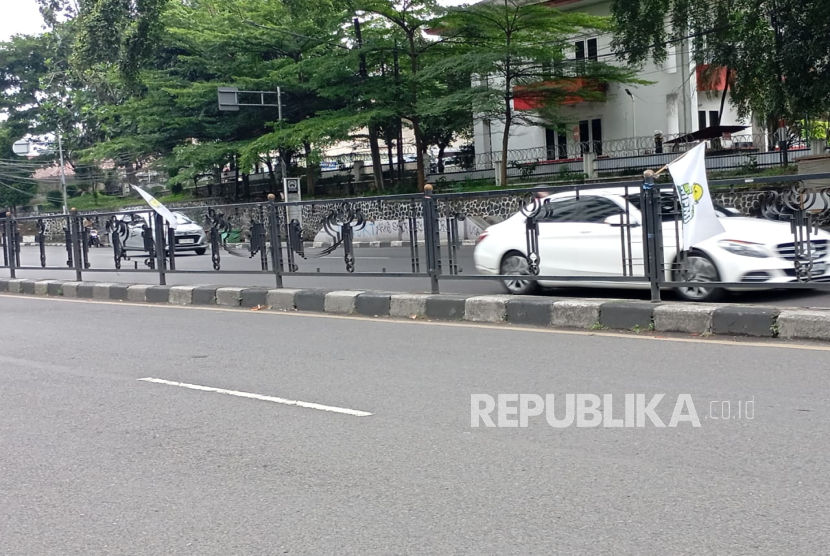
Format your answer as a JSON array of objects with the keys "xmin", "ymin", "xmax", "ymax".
[
  {"xmin": 673, "ymin": 251, "xmax": 725, "ymax": 302},
  {"xmin": 500, "ymin": 251, "xmax": 539, "ymax": 295},
  {"xmin": 195, "ymin": 248, "xmax": 207, "ymax": 256}
]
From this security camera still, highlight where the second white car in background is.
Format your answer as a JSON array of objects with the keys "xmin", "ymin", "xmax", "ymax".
[{"xmin": 120, "ymin": 212, "xmax": 208, "ymax": 255}]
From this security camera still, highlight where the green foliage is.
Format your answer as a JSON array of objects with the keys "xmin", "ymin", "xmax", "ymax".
[
  {"xmin": 170, "ymin": 182, "xmax": 183, "ymax": 195},
  {"xmin": 430, "ymin": 0, "xmax": 638, "ymax": 185},
  {"xmin": 65, "ymin": 184, "xmax": 79, "ymax": 197},
  {"xmin": 46, "ymin": 190, "xmax": 64, "ymax": 207},
  {"xmin": 0, "ymin": 127, "xmax": 38, "ymax": 208},
  {"xmin": 611, "ymin": 0, "xmax": 830, "ymax": 123}
]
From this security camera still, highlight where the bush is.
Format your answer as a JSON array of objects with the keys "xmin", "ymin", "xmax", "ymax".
[
  {"xmin": 65, "ymin": 184, "xmax": 79, "ymax": 198},
  {"xmin": 170, "ymin": 183, "xmax": 184, "ymax": 195},
  {"xmin": 46, "ymin": 190, "xmax": 63, "ymax": 208}
]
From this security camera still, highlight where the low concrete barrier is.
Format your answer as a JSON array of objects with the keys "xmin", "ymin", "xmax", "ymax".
[{"xmin": 3, "ymin": 278, "xmax": 830, "ymax": 343}]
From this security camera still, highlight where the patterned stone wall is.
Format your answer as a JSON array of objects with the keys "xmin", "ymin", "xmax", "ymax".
[{"xmin": 21, "ymin": 185, "xmax": 830, "ymax": 243}]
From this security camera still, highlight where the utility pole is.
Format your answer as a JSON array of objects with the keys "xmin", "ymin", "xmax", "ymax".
[{"xmin": 57, "ymin": 131, "xmax": 68, "ymax": 214}]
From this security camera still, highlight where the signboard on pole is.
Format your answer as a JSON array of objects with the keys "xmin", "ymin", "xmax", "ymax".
[{"xmin": 284, "ymin": 177, "xmax": 302, "ymax": 225}]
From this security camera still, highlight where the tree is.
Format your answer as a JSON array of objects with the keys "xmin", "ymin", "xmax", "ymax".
[
  {"xmin": 433, "ymin": 0, "xmax": 637, "ymax": 186},
  {"xmin": 611, "ymin": 0, "xmax": 830, "ymax": 137},
  {"xmin": 67, "ymin": 0, "xmax": 169, "ymax": 84},
  {"xmin": 419, "ymin": 69, "xmax": 473, "ymax": 174},
  {"xmin": 353, "ymin": 0, "xmax": 446, "ymax": 190}
]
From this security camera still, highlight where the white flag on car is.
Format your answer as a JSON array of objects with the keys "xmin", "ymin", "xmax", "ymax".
[
  {"xmin": 667, "ymin": 142, "xmax": 723, "ymax": 250},
  {"xmin": 130, "ymin": 184, "xmax": 178, "ymax": 230}
]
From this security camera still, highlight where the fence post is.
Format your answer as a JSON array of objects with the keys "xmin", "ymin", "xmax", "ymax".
[
  {"xmin": 4, "ymin": 211, "xmax": 15, "ymax": 279},
  {"xmin": 154, "ymin": 213, "xmax": 167, "ymax": 285},
  {"xmin": 266, "ymin": 194, "xmax": 284, "ymax": 288},
  {"xmin": 423, "ymin": 184, "xmax": 441, "ymax": 293},
  {"xmin": 70, "ymin": 208, "xmax": 83, "ymax": 282},
  {"xmin": 641, "ymin": 170, "xmax": 663, "ymax": 302},
  {"xmin": 582, "ymin": 151, "xmax": 597, "ymax": 179}
]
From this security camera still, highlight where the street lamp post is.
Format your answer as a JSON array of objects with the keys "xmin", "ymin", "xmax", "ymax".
[{"xmin": 625, "ymin": 88, "xmax": 637, "ymax": 140}]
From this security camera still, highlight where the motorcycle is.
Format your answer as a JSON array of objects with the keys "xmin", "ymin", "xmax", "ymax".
[{"xmin": 88, "ymin": 228, "xmax": 101, "ymax": 248}]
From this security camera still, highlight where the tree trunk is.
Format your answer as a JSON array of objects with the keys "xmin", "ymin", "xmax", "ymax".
[
  {"xmin": 368, "ymin": 125, "xmax": 385, "ymax": 191},
  {"xmin": 438, "ymin": 144, "xmax": 446, "ymax": 174},
  {"xmin": 211, "ymin": 167, "xmax": 221, "ymax": 198},
  {"xmin": 397, "ymin": 123, "xmax": 405, "ymax": 180},
  {"xmin": 265, "ymin": 158, "xmax": 277, "ymax": 195},
  {"xmin": 234, "ymin": 161, "xmax": 240, "ymax": 201},
  {"xmin": 303, "ymin": 142, "xmax": 316, "ymax": 197},
  {"xmin": 717, "ymin": 67, "xmax": 730, "ymax": 125},
  {"xmin": 413, "ymin": 119, "xmax": 426, "ymax": 190},
  {"xmin": 501, "ymin": 29, "xmax": 513, "ymax": 188},
  {"xmin": 500, "ymin": 118, "xmax": 510, "ymax": 187},
  {"xmin": 387, "ymin": 137, "xmax": 395, "ymax": 177},
  {"xmin": 242, "ymin": 173, "xmax": 251, "ymax": 199},
  {"xmin": 407, "ymin": 32, "xmax": 426, "ymax": 190}
]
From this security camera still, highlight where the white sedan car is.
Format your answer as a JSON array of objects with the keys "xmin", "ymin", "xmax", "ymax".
[
  {"xmin": 473, "ymin": 188, "xmax": 830, "ymax": 301},
  {"xmin": 118, "ymin": 212, "xmax": 208, "ymax": 255}
]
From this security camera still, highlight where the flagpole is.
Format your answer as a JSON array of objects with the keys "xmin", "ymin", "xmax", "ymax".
[{"xmin": 653, "ymin": 141, "xmax": 699, "ymax": 176}]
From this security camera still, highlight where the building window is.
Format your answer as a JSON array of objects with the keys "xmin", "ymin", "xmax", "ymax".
[
  {"xmin": 574, "ymin": 38, "xmax": 598, "ymax": 62},
  {"xmin": 578, "ymin": 119, "xmax": 603, "ymax": 155},
  {"xmin": 591, "ymin": 119, "xmax": 603, "ymax": 155},
  {"xmin": 698, "ymin": 110, "xmax": 722, "ymax": 129},
  {"xmin": 546, "ymin": 128, "xmax": 569, "ymax": 160}
]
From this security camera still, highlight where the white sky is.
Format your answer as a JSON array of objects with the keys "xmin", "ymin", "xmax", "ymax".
[
  {"xmin": 1, "ymin": 0, "xmax": 470, "ymax": 42},
  {"xmin": 0, "ymin": 0, "xmax": 45, "ymax": 41}
]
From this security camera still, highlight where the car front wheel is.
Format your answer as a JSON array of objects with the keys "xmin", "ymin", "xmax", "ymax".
[
  {"xmin": 195, "ymin": 248, "xmax": 207, "ymax": 256},
  {"xmin": 500, "ymin": 252, "xmax": 539, "ymax": 295},
  {"xmin": 673, "ymin": 252, "xmax": 725, "ymax": 302}
]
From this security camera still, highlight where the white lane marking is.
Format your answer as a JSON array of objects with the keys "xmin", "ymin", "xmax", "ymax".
[{"xmin": 137, "ymin": 377, "xmax": 373, "ymax": 417}]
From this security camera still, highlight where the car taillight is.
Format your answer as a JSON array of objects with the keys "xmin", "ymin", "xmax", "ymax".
[{"xmin": 476, "ymin": 231, "xmax": 489, "ymax": 245}]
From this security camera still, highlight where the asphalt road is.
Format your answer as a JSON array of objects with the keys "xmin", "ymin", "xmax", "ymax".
[
  {"xmin": 1, "ymin": 295, "xmax": 829, "ymax": 555},
  {"xmin": 4, "ymin": 244, "xmax": 830, "ymax": 307}
]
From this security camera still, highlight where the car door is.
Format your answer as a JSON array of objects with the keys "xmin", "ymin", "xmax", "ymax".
[
  {"xmin": 536, "ymin": 196, "xmax": 587, "ymax": 277},
  {"xmin": 570, "ymin": 196, "xmax": 630, "ymax": 277},
  {"xmin": 124, "ymin": 214, "xmax": 151, "ymax": 251}
]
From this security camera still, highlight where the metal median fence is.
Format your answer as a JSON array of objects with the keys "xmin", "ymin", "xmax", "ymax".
[{"xmin": 3, "ymin": 171, "xmax": 830, "ymax": 302}]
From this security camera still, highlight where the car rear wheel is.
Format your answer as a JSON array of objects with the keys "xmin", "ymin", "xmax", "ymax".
[
  {"xmin": 673, "ymin": 252, "xmax": 725, "ymax": 302},
  {"xmin": 500, "ymin": 252, "xmax": 539, "ymax": 295}
]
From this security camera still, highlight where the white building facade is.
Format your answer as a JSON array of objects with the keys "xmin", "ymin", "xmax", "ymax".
[{"xmin": 473, "ymin": 0, "xmax": 754, "ymax": 162}]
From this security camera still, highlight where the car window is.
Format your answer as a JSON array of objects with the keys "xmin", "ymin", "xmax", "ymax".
[
  {"xmin": 537, "ymin": 198, "xmax": 580, "ymax": 223},
  {"xmin": 579, "ymin": 197, "xmax": 623, "ymax": 223},
  {"xmin": 626, "ymin": 194, "xmax": 678, "ymax": 222}
]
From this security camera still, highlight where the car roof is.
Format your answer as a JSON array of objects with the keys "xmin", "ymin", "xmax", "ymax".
[{"xmin": 547, "ymin": 188, "xmax": 629, "ymax": 199}]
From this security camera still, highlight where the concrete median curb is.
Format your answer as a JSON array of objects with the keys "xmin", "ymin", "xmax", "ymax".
[{"xmin": 3, "ymin": 277, "xmax": 830, "ymax": 343}]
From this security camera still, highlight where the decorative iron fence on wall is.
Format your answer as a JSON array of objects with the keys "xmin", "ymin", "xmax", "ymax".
[{"xmin": 4, "ymin": 172, "xmax": 830, "ymax": 302}]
